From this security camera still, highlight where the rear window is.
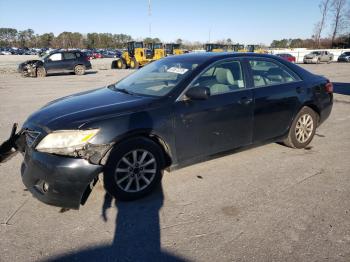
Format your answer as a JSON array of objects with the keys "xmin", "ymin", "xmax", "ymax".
[
  {"xmin": 249, "ymin": 60, "xmax": 299, "ymax": 87},
  {"xmin": 63, "ymin": 52, "xmax": 76, "ymax": 60}
]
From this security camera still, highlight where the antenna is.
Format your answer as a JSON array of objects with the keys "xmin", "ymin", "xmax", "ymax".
[{"xmin": 148, "ymin": 0, "xmax": 152, "ymax": 38}]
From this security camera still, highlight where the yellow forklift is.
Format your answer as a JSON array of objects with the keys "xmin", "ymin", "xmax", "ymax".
[
  {"xmin": 247, "ymin": 45, "xmax": 268, "ymax": 54},
  {"xmin": 233, "ymin": 44, "xmax": 247, "ymax": 52},
  {"xmin": 146, "ymin": 42, "xmax": 165, "ymax": 60},
  {"xmin": 205, "ymin": 43, "xmax": 225, "ymax": 52},
  {"xmin": 112, "ymin": 41, "xmax": 149, "ymax": 69},
  {"xmin": 165, "ymin": 43, "xmax": 184, "ymax": 55},
  {"xmin": 224, "ymin": 45, "xmax": 235, "ymax": 52}
]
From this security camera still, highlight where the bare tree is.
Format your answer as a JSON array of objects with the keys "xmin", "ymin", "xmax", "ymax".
[
  {"xmin": 314, "ymin": 0, "xmax": 331, "ymax": 48},
  {"xmin": 330, "ymin": 0, "xmax": 347, "ymax": 46}
]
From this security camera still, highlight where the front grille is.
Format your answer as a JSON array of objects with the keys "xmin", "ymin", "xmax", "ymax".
[{"xmin": 25, "ymin": 130, "xmax": 41, "ymax": 147}]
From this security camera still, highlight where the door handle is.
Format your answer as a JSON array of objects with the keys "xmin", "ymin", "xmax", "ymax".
[{"xmin": 238, "ymin": 97, "xmax": 253, "ymax": 105}]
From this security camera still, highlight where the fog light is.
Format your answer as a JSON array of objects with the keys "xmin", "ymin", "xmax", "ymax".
[{"xmin": 43, "ymin": 182, "xmax": 49, "ymax": 192}]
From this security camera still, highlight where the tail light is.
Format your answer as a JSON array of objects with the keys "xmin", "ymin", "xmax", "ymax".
[
  {"xmin": 85, "ymin": 56, "xmax": 90, "ymax": 61},
  {"xmin": 325, "ymin": 81, "xmax": 333, "ymax": 93}
]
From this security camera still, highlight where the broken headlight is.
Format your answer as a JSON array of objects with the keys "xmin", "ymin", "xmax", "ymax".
[{"xmin": 36, "ymin": 129, "xmax": 99, "ymax": 155}]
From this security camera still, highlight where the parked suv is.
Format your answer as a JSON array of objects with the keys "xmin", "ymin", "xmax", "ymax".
[
  {"xmin": 303, "ymin": 51, "xmax": 333, "ymax": 64},
  {"xmin": 18, "ymin": 51, "xmax": 92, "ymax": 77}
]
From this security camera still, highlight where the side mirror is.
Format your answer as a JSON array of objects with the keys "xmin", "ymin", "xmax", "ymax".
[{"xmin": 185, "ymin": 86, "xmax": 210, "ymax": 100}]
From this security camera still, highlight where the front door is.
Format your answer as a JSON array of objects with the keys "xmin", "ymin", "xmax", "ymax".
[
  {"xmin": 45, "ymin": 53, "xmax": 64, "ymax": 73},
  {"xmin": 174, "ymin": 59, "xmax": 254, "ymax": 162}
]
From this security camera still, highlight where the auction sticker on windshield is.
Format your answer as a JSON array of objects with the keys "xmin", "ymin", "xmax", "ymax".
[{"xmin": 167, "ymin": 67, "xmax": 189, "ymax": 74}]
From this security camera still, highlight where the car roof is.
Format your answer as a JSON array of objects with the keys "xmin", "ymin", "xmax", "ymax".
[
  {"xmin": 165, "ymin": 51, "xmax": 316, "ymax": 81},
  {"xmin": 164, "ymin": 52, "xmax": 288, "ymax": 63}
]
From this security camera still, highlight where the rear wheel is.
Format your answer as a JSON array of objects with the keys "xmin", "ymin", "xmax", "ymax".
[
  {"xmin": 283, "ymin": 107, "xmax": 318, "ymax": 149},
  {"xmin": 74, "ymin": 65, "xmax": 85, "ymax": 75},
  {"xmin": 36, "ymin": 67, "xmax": 46, "ymax": 77},
  {"xmin": 104, "ymin": 138, "xmax": 164, "ymax": 201},
  {"xmin": 129, "ymin": 58, "xmax": 139, "ymax": 69}
]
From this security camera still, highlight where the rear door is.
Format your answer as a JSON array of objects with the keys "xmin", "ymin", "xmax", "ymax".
[
  {"xmin": 174, "ymin": 58, "xmax": 254, "ymax": 162},
  {"xmin": 247, "ymin": 58, "xmax": 303, "ymax": 142},
  {"xmin": 61, "ymin": 52, "xmax": 77, "ymax": 71}
]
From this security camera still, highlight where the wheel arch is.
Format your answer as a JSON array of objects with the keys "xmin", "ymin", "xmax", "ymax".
[
  {"xmin": 301, "ymin": 102, "xmax": 321, "ymax": 124},
  {"xmin": 102, "ymin": 130, "xmax": 173, "ymax": 170}
]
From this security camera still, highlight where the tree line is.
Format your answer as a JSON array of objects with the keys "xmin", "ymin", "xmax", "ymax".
[
  {"xmin": 0, "ymin": 28, "xmax": 135, "ymax": 49},
  {"xmin": 272, "ymin": 0, "xmax": 350, "ymax": 49},
  {"xmin": 1, "ymin": 0, "xmax": 349, "ymax": 51}
]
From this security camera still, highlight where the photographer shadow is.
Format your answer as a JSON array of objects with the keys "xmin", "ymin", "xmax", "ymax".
[{"xmin": 48, "ymin": 186, "xmax": 187, "ymax": 262}]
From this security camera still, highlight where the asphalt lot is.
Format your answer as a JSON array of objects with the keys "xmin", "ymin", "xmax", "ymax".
[{"xmin": 0, "ymin": 57, "xmax": 350, "ymax": 262}]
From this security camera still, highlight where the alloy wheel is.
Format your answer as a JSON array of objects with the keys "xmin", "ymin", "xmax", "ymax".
[
  {"xmin": 295, "ymin": 114, "xmax": 314, "ymax": 143},
  {"xmin": 114, "ymin": 149, "xmax": 157, "ymax": 193}
]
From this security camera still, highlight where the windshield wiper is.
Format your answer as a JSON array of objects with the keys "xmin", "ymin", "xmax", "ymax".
[
  {"xmin": 115, "ymin": 88, "xmax": 133, "ymax": 95},
  {"xmin": 108, "ymin": 85, "xmax": 135, "ymax": 95}
]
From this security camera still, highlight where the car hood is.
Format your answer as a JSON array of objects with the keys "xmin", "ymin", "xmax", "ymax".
[
  {"xmin": 18, "ymin": 59, "xmax": 43, "ymax": 67},
  {"xmin": 24, "ymin": 87, "xmax": 157, "ymax": 130}
]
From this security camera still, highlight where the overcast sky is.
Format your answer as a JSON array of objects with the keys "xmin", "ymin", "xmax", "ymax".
[{"xmin": 0, "ymin": 0, "xmax": 327, "ymax": 45}]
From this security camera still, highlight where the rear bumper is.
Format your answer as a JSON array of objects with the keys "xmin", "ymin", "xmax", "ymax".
[
  {"xmin": 319, "ymin": 94, "xmax": 333, "ymax": 126},
  {"xmin": 21, "ymin": 148, "xmax": 103, "ymax": 209},
  {"xmin": 303, "ymin": 58, "xmax": 318, "ymax": 64}
]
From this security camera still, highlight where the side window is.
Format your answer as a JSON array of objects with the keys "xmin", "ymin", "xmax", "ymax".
[
  {"xmin": 48, "ymin": 53, "xmax": 62, "ymax": 61},
  {"xmin": 191, "ymin": 60, "xmax": 245, "ymax": 95},
  {"xmin": 63, "ymin": 52, "xmax": 76, "ymax": 60},
  {"xmin": 75, "ymin": 52, "xmax": 81, "ymax": 58},
  {"xmin": 249, "ymin": 60, "xmax": 298, "ymax": 87}
]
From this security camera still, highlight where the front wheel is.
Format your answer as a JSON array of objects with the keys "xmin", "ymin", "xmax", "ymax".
[
  {"xmin": 117, "ymin": 59, "xmax": 126, "ymax": 69},
  {"xmin": 36, "ymin": 66, "xmax": 46, "ymax": 77},
  {"xmin": 104, "ymin": 138, "xmax": 164, "ymax": 201},
  {"xmin": 283, "ymin": 107, "xmax": 318, "ymax": 149}
]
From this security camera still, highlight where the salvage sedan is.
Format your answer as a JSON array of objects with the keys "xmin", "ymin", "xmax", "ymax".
[{"xmin": 0, "ymin": 53, "xmax": 333, "ymax": 209}]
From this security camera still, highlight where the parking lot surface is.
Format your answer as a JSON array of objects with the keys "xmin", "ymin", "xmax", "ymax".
[{"xmin": 0, "ymin": 57, "xmax": 349, "ymax": 262}]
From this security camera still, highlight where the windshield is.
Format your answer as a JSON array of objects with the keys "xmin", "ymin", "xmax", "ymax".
[
  {"xmin": 112, "ymin": 57, "xmax": 201, "ymax": 97},
  {"xmin": 40, "ymin": 52, "xmax": 50, "ymax": 60}
]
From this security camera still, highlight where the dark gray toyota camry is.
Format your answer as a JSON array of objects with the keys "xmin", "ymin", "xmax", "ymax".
[{"xmin": 0, "ymin": 52, "xmax": 333, "ymax": 209}]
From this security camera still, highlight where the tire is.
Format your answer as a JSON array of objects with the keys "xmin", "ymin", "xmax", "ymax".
[
  {"xmin": 129, "ymin": 58, "xmax": 139, "ymax": 69},
  {"xmin": 117, "ymin": 59, "xmax": 126, "ymax": 69},
  {"xmin": 111, "ymin": 60, "xmax": 118, "ymax": 69},
  {"xmin": 283, "ymin": 106, "xmax": 318, "ymax": 149},
  {"xmin": 103, "ymin": 137, "xmax": 164, "ymax": 201},
  {"xmin": 74, "ymin": 65, "xmax": 85, "ymax": 75},
  {"xmin": 36, "ymin": 66, "xmax": 46, "ymax": 77}
]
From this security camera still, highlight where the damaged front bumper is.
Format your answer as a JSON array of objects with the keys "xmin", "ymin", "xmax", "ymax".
[
  {"xmin": 0, "ymin": 124, "xmax": 111, "ymax": 209},
  {"xmin": 21, "ymin": 147, "xmax": 103, "ymax": 209}
]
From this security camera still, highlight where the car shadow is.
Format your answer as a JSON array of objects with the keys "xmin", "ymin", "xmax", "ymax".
[
  {"xmin": 45, "ymin": 71, "xmax": 98, "ymax": 77},
  {"xmin": 45, "ymin": 186, "xmax": 188, "ymax": 262},
  {"xmin": 333, "ymin": 82, "xmax": 350, "ymax": 95}
]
